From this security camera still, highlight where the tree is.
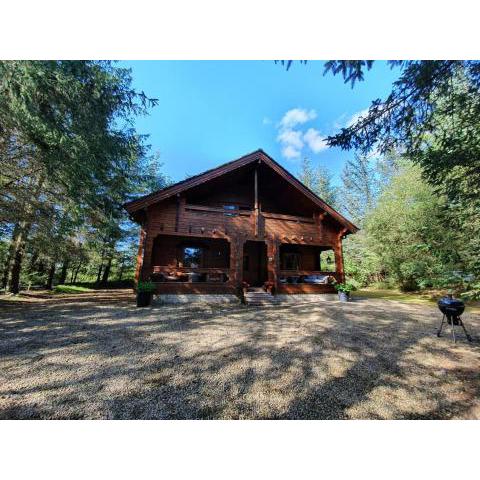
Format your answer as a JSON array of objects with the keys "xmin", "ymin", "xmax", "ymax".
[
  {"xmin": 298, "ymin": 158, "xmax": 339, "ymax": 209},
  {"xmin": 323, "ymin": 61, "xmax": 480, "ymax": 202},
  {"xmin": 0, "ymin": 61, "xmax": 158, "ymax": 293},
  {"xmin": 364, "ymin": 162, "xmax": 460, "ymax": 291},
  {"xmin": 340, "ymin": 154, "xmax": 377, "ymax": 226}
]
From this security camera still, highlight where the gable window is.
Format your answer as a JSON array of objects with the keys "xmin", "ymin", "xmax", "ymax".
[
  {"xmin": 183, "ymin": 247, "xmax": 203, "ymax": 268},
  {"xmin": 282, "ymin": 252, "xmax": 300, "ymax": 271},
  {"xmin": 223, "ymin": 205, "xmax": 239, "ymax": 217}
]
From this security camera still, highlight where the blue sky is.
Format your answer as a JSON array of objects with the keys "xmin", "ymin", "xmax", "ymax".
[{"xmin": 120, "ymin": 61, "xmax": 400, "ymax": 186}]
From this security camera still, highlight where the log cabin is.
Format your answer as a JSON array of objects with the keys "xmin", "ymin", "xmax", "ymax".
[{"xmin": 124, "ymin": 149, "xmax": 358, "ymax": 303}]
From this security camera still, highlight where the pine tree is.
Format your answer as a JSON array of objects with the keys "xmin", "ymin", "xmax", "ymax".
[
  {"xmin": 340, "ymin": 154, "xmax": 378, "ymax": 226},
  {"xmin": 298, "ymin": 158, "xmax": 338, "ymax": 209}
]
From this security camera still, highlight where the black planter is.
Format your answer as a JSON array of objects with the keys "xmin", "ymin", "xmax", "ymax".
[{"xmin": 137, "ymin": 291, "xmax": 152, "ymax": 307}]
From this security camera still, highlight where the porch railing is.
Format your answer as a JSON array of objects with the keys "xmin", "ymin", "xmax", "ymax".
[
  {"xmin": 279, "ymin": 270, "xmax": 340, "ymax": 284},
  {"xmin": 151, "ymin": 266, "xmax": 230, "ymax": 283}
]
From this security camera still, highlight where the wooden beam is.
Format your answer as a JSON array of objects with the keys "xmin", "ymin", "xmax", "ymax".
[
  {"xmin": 263, "ymin": 212, "xmax": 315, "ymax": 224},
  {"xmin": 175, "ymin": 194, "xmax": 181, "ymax": 232},
  {"xmin": 254, "ymin": 167, "xmax": 259, "ymax": 236}
]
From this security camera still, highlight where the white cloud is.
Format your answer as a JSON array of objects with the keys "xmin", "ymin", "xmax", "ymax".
[
  {"xmin": 276, "ymin": 128, "xmax": 304, "ymax": 159},
  {"xmin": 279, "ymin": 108, "xmax": 317, "ymax": 129},
  {"xmin": 303, "ymin": 128, "xmax": 328, "ymax": 153},
  {"xmin": 275, "ymin": 107, "xmax": 330, "ymax": 160},
  {"xmin": 346, "ymin": 108, "xmax": 369, "ymax": 127},
  {"xmin": 281, "ymin": 145, "xmax": 302, "ymax": 159},
  {"xmin": 277, "ymin": 129, "xmax": 304, "ymax": 149}
]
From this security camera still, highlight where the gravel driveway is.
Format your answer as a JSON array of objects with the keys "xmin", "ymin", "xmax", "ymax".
[{"xmin": 1, "ymin": 290, "xmax": 479, "ymax": 419}]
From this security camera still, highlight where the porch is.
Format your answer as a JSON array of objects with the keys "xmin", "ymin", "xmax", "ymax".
[{"xmin": 142, "ymin": 234, "xmax": 342, "ymax": 296}]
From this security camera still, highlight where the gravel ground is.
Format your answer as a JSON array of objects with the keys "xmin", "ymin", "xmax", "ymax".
[{"xmin": 1, "ymin": 290, "xmax": 479, "ymax": 419}]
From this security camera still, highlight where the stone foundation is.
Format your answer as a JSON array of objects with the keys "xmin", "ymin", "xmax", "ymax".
[
  {"xmin": 153, "ymin": 294, "xmax": 241, "ymax": 305},
  {"xmin": 274, "ymin": 294, "xmax": 337, "ymax": 303}
]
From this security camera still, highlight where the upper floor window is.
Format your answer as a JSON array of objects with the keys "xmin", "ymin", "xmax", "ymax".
[{"xmin": 223, "ymin": 205, "xmax": 239, "ymax": 217}]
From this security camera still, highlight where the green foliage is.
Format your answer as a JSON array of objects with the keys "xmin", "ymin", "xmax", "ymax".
[
  {"xmin": 363, "ymin": 163, "xmax": 460, "ymax": 291},
  {"xmin": 340, "ymin": 154, "xmax": 378, "ymax": 225},
  {"xmin": 460, "ymin": 283, "xmax": 480, "ymax": 301},
  {"xmin": 0, "ymin": 61, "xmax": 167, "ymax": 293},
  {"xmin": 325, "ymin": 61, "xmax": 480, "ymax": 207},
  {"xmin": 334, "ymin": 282, "xmax": 356, "ymax": 294}
]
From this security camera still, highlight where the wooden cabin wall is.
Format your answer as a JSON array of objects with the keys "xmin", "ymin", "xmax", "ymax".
[{"xmin": 140, "ymin": 188, "xmax": 346, "ymax": 287}]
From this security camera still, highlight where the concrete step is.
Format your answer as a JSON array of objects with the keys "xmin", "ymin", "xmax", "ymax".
[{"xmin": 244, "ymin": 291, "xmax": 280, "ymax": 306}]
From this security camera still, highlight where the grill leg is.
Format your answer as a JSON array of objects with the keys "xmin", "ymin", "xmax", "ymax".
[
  {"xmin": 450, "ymin": 316, "xmax": 456, "ymax": 343},
  {"xmin": 459, "ymin": 318, "xmax": 473, "ymax": 342},
  {"xmin": 437, "ymin": 314, "xmax": 445, "ymax": 337}
]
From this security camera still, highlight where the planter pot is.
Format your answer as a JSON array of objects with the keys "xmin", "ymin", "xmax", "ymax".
[
  {"xmin": 338, "ymin": 291, "xmax": 350, "ymax": 302},
  {"xmin": 137, "ymin": 291, "xmax": 152, "ymax": 307}
]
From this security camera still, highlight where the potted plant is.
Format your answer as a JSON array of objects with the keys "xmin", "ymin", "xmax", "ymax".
[
  {"xmin": 334, "ymin": 282, "xmax": 355, "ymax": 302},
  {"xmin": 136, "ymin": 281, "xmax": 156, "ymax": 307}
]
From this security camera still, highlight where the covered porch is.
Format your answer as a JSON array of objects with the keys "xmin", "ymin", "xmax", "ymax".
[{"xmin": 142, "ymin": 234, "xmax": 343, "ymax": 297}]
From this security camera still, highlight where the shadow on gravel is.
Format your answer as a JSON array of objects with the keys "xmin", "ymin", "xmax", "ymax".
[{"xmin": 1, "ymin": 292, "xmax": 479, "ymax": 419}]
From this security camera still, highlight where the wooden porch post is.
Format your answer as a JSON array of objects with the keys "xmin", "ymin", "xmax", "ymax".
[
  {"xmin": 254, "ymin": 166, "xmax": 259, "ymax": 237},
  {"xmin": 134, "ymin": 225, "xmax": 146, "ymax": 284},
  {"xmin": 141, "ymin": 233, "xmax": 155, "ymax": 281},
  {"xmin": 334, "ymin": 228, "xmax": 348, "ymax": 283},
  {"xmin": 229, "ymin": 237, "xmax": 243, "ymax": 288},
  {"xmin": 266, "ymin": 236, "xmax": 280, "ymax": 289}
]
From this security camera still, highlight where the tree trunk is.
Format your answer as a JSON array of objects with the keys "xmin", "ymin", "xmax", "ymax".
[
  {"xmin": 73, "ymin": 264, "xmax": 82, "ymax": 283},
  {"xmin": 1, "ymin": 248, "xmax": 13, "ymax": 291},
  {"xmin": 6, "ymin": 173, "xmax": 46, "ymax": 294},
  {"xmin": 101, "ymin": 257, "xmax": 112, "ymax": 286},
  {"xmin": 96, "ymin": 263, "xmax": 103, "ymax": 284},
  {"xmin": 59, "ymin": 259, "xmax": 69, "ymax": 285},
  {"xmin": 8, "ymin": 222, "xmax": 30, "ymax": 294},
  {"xmin": 45, "ymin": 262, "xmax": 56, "ymax": 290},
  {"xmin": 1, "ymin": 224, "xmax": 20, "ymax": 290},
  {"xmin": 29, "ymin": 251, "xmax": 39, "ymax": 272}
]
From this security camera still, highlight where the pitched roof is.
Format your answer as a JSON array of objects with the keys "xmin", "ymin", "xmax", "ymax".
[{"xmin": 124, "ymin": 149, "xmax": 358, "ymax": 233}]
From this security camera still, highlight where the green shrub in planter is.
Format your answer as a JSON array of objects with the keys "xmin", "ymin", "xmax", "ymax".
[
  {"xmin": 334, "ymin": 282, "xmax": 356, "ymax": 302},
  {"xmin": 136, "ymin": 281, "xmax": 156, "ymax": 307}
]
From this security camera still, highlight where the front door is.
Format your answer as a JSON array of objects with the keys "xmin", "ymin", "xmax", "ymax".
[{"xmin": 242, "ymin": 241, "xmax": 267, "ymax": 287}]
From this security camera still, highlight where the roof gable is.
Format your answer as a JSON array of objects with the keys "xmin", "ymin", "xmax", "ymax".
[{"xmin": 124, "ymin": 149, "xmax": 358, "ymax": 233}]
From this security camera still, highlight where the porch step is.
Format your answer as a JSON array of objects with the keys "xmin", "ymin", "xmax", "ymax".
[{"xmin": 244, "ymin": 290, "xmax": 281, "ymax": 306}]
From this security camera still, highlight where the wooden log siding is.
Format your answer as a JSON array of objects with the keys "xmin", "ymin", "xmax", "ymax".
[{"xmin": 126, "ymin": 149, "xmax": 358, "ymax": 295}]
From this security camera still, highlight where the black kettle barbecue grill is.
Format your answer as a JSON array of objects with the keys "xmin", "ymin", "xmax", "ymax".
[{"xmin": 437, "ymin": 295, "xmax": 472, "ymax": 343}]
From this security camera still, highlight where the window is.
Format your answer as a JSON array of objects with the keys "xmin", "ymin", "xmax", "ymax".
[
  {"xmin": 319, "ymin": 249, "xmax": 335, "ymax": 272},
  {"xmin": 183, "ymin": 247, "xmax": 203, "ymax": 268},
  {"xmin": 282, "ymin": 252, "xmax": 300, "ymax": 271},
  {"xmin": 223, "ymin": 205, "xmax": 239, "ymax": 217}
]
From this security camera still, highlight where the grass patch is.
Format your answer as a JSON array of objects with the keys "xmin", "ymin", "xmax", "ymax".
[
  {"xmin": 356, "ymin": 287, "xmax": 480, "ymax": 313},
  {"xmin": 53, "ymin": 285, "xmax": 94, "ymax": 294}
]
